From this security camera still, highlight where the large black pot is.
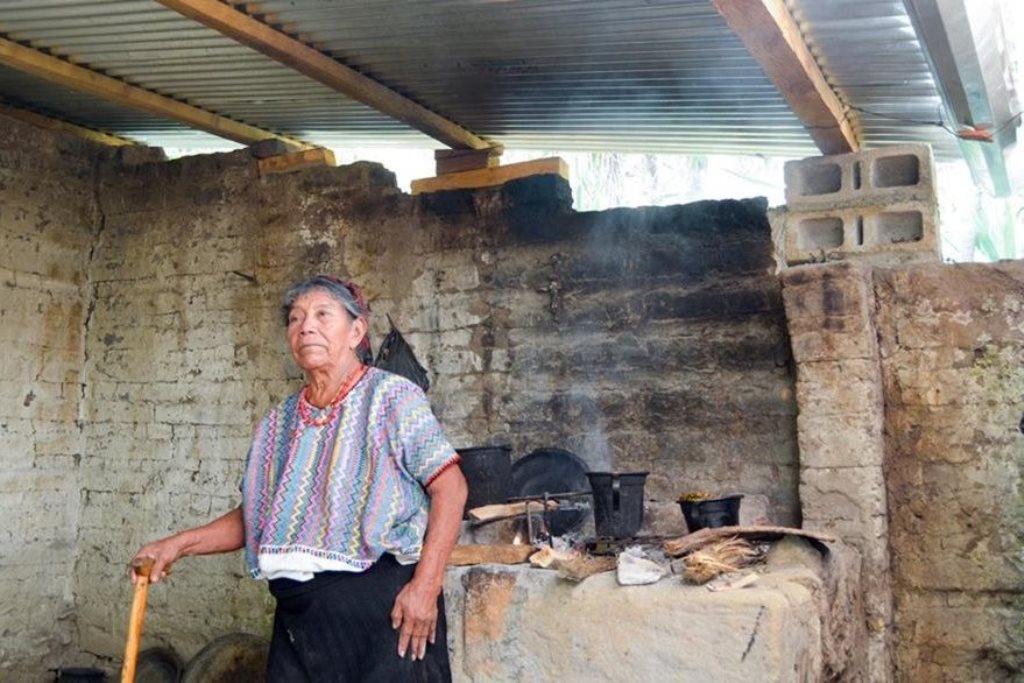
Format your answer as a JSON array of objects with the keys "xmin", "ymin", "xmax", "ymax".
[
  {"xmin": 456, "ymin": 445, "xmax": 513, "ymax": 516},
  {"xmin": 587, "ymin": 471, "xmax": 648, "ymax": 538}
]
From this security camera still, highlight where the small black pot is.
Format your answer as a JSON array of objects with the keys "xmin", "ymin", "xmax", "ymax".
[
  {"xmin": 54, "ymin": 668, "xmax": 107, "ymax": 683},
  {"xmin": 679, "ymin": 495, "xmax": 743, "ymax": 532}
]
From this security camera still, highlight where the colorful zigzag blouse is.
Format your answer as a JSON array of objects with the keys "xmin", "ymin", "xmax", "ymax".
[{"xmin": 241, "ymin": 367, "xmax": 460, "ymax": 581}]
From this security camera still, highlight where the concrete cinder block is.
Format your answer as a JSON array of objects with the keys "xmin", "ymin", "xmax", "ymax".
[
  {"xmin": 784, "ymin": 144, "xmax": 936, "ymax": 210},
  {"xmin": 782, "ymin": 201, "xmax": 940, "ymax": 266}
]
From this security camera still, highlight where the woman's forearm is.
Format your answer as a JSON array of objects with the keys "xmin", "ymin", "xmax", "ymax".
[
  {"xmin": 175, "ymin": 505, "xmax": 245, "ymax": 557},
  {"xmin": 413, "ymin": 467, "xmax": 468, "ymax": 592},
  {"xmin": 133, "ymin": 505, "xmax": 245, "ymax": 583}
]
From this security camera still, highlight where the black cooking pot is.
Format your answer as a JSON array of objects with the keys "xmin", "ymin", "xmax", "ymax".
[
  {"xmin": 587, "ymin": 471, "xmax": 648, "ymax": 538},
  {"xmin": 456, "ymin": 445, "xmax": 513, "ymax": 516},
  {"xmin": 679, "ymin": 495, "xmax": 743, "ymax": 532},
  {"xmin": 54, "ymin": 668, "xmax": 107, "ymax": 683}
]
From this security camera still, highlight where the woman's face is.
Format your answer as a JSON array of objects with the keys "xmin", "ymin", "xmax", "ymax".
[{"xmin": 286, "ymin": 288, "xmax": 367, "ymax": 373}]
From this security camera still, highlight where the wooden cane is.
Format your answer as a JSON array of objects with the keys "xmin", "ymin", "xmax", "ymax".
[{"xmin": 121, "ymin": 557, "xmax": 155, "ymax": 683}]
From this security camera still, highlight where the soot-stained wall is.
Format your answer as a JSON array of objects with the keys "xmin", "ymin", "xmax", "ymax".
[
  {"xmin": 74, "ymin": 149, "xmax": 798, "ymax": 664},
  {"xmin": 0, "ymin": 113, "xmax": 101, "ymax": 679}
]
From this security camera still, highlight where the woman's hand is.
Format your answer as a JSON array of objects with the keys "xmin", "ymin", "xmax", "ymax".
[
  {"xmin": 129, "ymin": 535, "xmax": 184, "ymax": 585},
  {"xmin": 391, "ymin": 578, "xmax": 440, "ymax": 660},
  {"xmin": 127, "ymin": 506, "xmax": 246, "ymax": 585}
]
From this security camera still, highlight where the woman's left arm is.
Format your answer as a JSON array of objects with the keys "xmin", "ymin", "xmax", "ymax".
[{"xmin": 391, "ymin": 465, "xmax": 468, "ymax": 661}]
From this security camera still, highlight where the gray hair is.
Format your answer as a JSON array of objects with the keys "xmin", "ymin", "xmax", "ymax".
[{"xmin": 281, "ymin": 275, "xmax": 367, "ymax": 326}]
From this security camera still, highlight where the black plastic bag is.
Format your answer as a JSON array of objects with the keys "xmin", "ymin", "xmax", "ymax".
[{"xmin": 374, "ymin": 315, "xmax": 430, "ymax": 393}]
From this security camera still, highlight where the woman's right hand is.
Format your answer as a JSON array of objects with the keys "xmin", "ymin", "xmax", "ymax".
[{"xmin": 130, "ymin": 535, "xmax": 184, "ymax": 585}]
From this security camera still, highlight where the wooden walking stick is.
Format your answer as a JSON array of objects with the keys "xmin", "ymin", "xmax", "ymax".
[{"xmin": 122, "ymin": 557, "xmax": 155, "ymax": 683}]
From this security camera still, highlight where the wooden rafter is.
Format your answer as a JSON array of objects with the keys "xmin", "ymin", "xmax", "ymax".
[
  {"xmin": 154, "ymin": 0, "xmax": 491, "ymax": 150},
  {"xmin": 411, "ymin": 157, "xmax": 568, "ymax": 195},
  {"xmin": 0, "ymin": 100, "xmax": 135, "ymax": 147},
  {"xmin": 0, "ymin": 36, "xmax": 310, "ymax": 150},
  {"xmin": 711, "ymin": 0, "xmax": 859, "ymax": 155}
]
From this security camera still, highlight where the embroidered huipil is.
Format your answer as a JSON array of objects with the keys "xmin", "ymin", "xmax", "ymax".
[{"xmin": 241, "ymin": 367, "xmax": 460, "ymax": 581}]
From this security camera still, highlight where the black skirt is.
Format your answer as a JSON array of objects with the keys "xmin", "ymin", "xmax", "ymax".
[{"xmin": 267, "ymin": 554, "xmax": 453, "ymax": 683}]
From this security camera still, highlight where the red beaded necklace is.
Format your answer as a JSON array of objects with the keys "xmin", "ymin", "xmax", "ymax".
[{"xmin": 298, "ymin": 364, "xmax": 368, "ymax": 427}]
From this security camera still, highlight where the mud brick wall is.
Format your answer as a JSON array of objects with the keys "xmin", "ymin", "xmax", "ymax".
[
  {"xmin": 783, "ymin": 259, "xmax": 1024, "ymax": 682},
  {"xmin": 874, "ymin": 263, "xmax": 1024, "ymax": 681},
  {"xmin": 71, "ymin": 149, "xmax": 798, "ymax": 665},
  {"xmin": 780, "ymin": 262, "xmax": 894, "ymax": 680},
  {"xmin": 0, "ymin": 113, "xmax": 101, "ymax": 678}
]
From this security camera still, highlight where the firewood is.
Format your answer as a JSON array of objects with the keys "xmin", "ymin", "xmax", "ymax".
[
  {"xmin": 448, "ymin": 544, "xmax": 535, "ymax": 566},
  {"xmin": 468, "ymin": 501, "xmax": 558, "ymax": 524},
  {"xmin": 663, "ymin": 525, "xmax": 836, "ymax": 558},
  {"xmin": 556, "ymin": 555, "xmax": 617, "ymax": 582},
  {"xmin": 528, "ymin": 546, "xmax": 577, "ymax": 569}
]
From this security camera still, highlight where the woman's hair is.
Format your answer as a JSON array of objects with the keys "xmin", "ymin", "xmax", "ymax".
[{"xmin": 281, "ymin": 275, "xmax": 368, "ymax": 326}]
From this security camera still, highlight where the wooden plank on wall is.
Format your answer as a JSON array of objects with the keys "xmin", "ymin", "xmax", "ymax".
[
  {"xmin": 155, "ymin": 0, "xmax": 491, "ymax": 150},
  {"xmin": 411, "ymin": 157, "xmax": 569, "ymax": 195},
  {"xmin": 711, "ymin": 0, "xmax": 859, "ymax": 155},
  {"xmin": 0, "ymin": 36, "xmax": 310, "ymax": 149},
  {"xmin": 257, "ymin": 147, "xmax": 336, "ymax": 176},
  {"xmin": 0, "ymin": 100, "xmax": 135, "ymax": 147}
]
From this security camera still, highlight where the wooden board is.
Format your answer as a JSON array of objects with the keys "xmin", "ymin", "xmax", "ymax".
[
  {"xmin": 411, "ymin": 157, "xmax": 568, "ymax": 195},
  {"xmin": 711, "ymin": 0, "xmax": 859, "ymax": 154},
  {"xmin": 468, "ymin": 501, "xmax": 558, "ymax": 524},
  {"xmin": 0, "ymin": 101, "xmax": 134, "ymax": 147},
  {"xmin": 663, "ymin": 525, "xmax": 836, "ymax": 558},
  {"xmin": 257, "ymin": 148, "xmax": 336, "ymax": 176},
  {"xmin": 0, "ymin": 36, "xmax": 308, "ymax": 150},
  {"xmin": 156, "ymin": 0, "xmax": 490, "ymax": 150},
  {"xmin": 435, "ymin": 146, "xmax": 503, "ymax": 175},
  {"xmin": 448, "ymin": 544, "xmax": 535, "ymax": 566}
]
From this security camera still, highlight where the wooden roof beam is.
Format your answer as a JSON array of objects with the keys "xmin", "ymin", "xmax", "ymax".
[
  {"xmin": 0, "ymin": 99, "xmax": 136, "ymax": 147},
  {"xmin": 0, "ymin": 36, "xmax": 310, "ymax": 150},
  {"xmin": 154, "ymin": 0, "xmax": 492, "ymax": 150},
  {"xmin": 711, "ymin": 0, "xmax": 860, "ymax": 154}
]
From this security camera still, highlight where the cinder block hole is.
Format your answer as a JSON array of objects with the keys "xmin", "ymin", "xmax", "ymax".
[
  {"xmin": 797, "ymin": 162, "xmax": 842, "ymax": 196},
  {"xmin": 853, "ymin": 162, "xmax": 862, "ymax": 190},
  {"xmin": 855, "ymin": 216, "xmax": 864, "ymax": 246},
  {"xmin": 797, "ymin": 217, "xmax": 844, "ymax": 250},
  {"xmin": 873, "ymin": 154, "xmax": 920, "ymax": 188},
  {"xmin": 875, "ymin": 211, "xmax": 923, "ymax": 244}
]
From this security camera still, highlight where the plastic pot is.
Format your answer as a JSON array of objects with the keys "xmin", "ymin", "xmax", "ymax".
[{"xmin": 679, "ymin": 495, "xmax": 743, "ymax": 532}]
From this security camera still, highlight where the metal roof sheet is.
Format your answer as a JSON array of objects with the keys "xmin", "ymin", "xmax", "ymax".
[
  {"xmin": 0, "ymin": 0, "xmax": 984, "ymax": 158},
  {"xmin": 788, "ymin": 0, "xmax": 961, "ymax": 157}
]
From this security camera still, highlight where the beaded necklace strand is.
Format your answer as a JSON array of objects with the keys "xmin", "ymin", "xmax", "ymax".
[{"xmin": 298, "ymin": 364, "xmax": 368, "ymax": 427}]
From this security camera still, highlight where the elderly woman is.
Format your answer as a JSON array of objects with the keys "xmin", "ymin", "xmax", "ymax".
[{"xmin": 132, "ymin": 275, "xmax": 467, "ymax": 682}]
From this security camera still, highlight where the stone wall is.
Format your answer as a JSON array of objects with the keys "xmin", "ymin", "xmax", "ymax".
[
  {"xmin": 0, "ymin": 113, "xmax": 101, "ymax": 678},
  {"xmin": 780, "ymin": 262, "xmax": 894, "ymax": 679},
  {"xmin": 782, "ymin": 258, "xmax": 1024, "ymax": 682},
  {"xmin": 72, "ymin": 149, "xmax": 798, "ymax": 668},
  {"xmin": 874, "ymin": 262, "xmax": 1024, "ymax": 680}
]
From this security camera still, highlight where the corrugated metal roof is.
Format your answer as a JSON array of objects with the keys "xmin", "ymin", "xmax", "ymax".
[
  {"xmin": 250, "ymin": 0, "xmax": 818, "ymax": 154},
  {"xmin": 788, "ymin": 0, "xmax": 961, "ymax": 157},
  {"xmin": 0, "ymin": 0, "xmax": 974, "ymax": 157},
  {"xmin": 0, "ymin": 61, "xmax": 236, "ymax": 148}
]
